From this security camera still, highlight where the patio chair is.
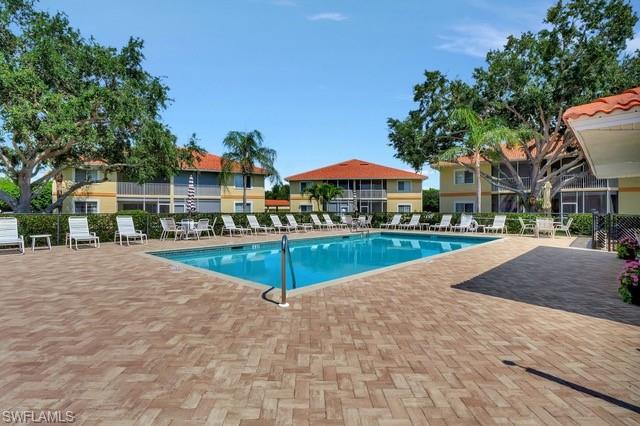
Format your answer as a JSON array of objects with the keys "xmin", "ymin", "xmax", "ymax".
[
  {"xmin": 362, "ymin": 215, "xmax": 373, "ymax": 228},
  {"xmin": 518, "ymin": 217, "xmax": 535, "ymax": 236},
  {"xmin": 451, "ymin": 214, "xmax": 473, "ymax": 232},
  {"xmin": 554, "ymin": 217, "xmax": 573, "ymax": 237},
  {"xmin": 114, "ymin": 216, "xmax": 148, "ymax": 246},
  {"xmin": 310, "ymin": 214, "xmax": 333, "ymax": 230},
  {"xmin": 68, "ymin": 217, "xmax": 100, "ymax": 249},
  {"xmin": 160, "ymin": 218, "xmax": 184, "ymax": 241},
  {"xmin": 247, "ymin": 215, "xmax": 274, "ymax": 234},
  {"xmin": 0, "ymin": 217, "xmax": 25, "ymax": 254},
  {"xmin": 535, "ymin": 218, "xmax": 555, "ymax": 238},
  {"xmin": 484, "ymin": 215, "xmax": 507, "ymax": 234},
  {"xmin": 195, "ymin": 218, "xmax": 216, "ymax": 239},
  {"xmin": 380, "ymin": 214, "xmax": 401, "ymax": 229},
  {"xmin": 221, "ymin": 215, "xmax": 250, "ymax": 236},
  {"xmin": 398, "ymin": 214, "xmax": 421, "ymax": 230},
  {"xmin": 287, "ymin": 214, "xmax": 313, "ymax": 232},
  {"xmin": 323, "ymin": 214, "xmax": 347, "ymax": 230},
  {"xmin": 429, "ymin": 214, "xmax": 452, "ymax": 232},
  {"xmin": 270, "ymin": 215, "xmax": 294, "ymax": 233}
]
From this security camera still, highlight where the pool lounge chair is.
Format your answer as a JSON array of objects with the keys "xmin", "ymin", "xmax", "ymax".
[
  {"xmin": 484, "ymin": 215, "xmax": 507, "ymax": 234},
  {"xmin": 397, "ymin": 214, "xmax": 421, "ymax": 230},
  {"xmin": 114, "ymin": 216, "xmax": 148, "ymax": 245},
  {"xmin": 68, "ymin": 217, "xmax": 100, "ymax": 249},
  {"xmin": 247, "ymin": 215, "xmax": 274, "ymax": 234},
  {"xmin": 380, "ymin": 214, "xmax": 401, "ymax": 229},
  {"xmin": 518, "ymin": 217, "xmax": 535, "ymax": 236},
  {"xmin": 160, "ymin": 218, "xmax": 185, "ymax": 241},
  {"xmin": 270, "ymin": 215, "xmax": 294, "ymax": 233},
  {"xmin": 310, "ymin": 214, "xmax": 333, "ymax": 230},
  {"xmin": 286, "ymin": 214, "xmax": 313, "ymax": 232},
  {"xmin": 323, "ymin": 214, "xmax": 347, "ymax": 230},
  {"xmin": 0, "ymin": 217, "xmax": 25, "ymax": 254},
  {"xmin": 554, "ymin": 217, "xmax": 573, "ymax": 237},
  {"xmin": 221, "ymin": 215, "xmax": 250, "ymax": 236},
  {"xmin": 451, "ymin": 214, "xmax": 473, "ymax": 232},
  {"xmin": 429, "ymin": 214, "xmax": 452, "ymax": 232}
]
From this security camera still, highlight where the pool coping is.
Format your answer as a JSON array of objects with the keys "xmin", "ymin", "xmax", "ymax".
[{"xmin": 139, "ymin": 230, "xmax": 506, "ymax": 297}]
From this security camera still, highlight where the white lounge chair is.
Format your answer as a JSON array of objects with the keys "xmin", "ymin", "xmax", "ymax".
[
  {"xmin": 160, "ymin": 218, "xmax": 184, "ymax": 241},
  {"xmin": 114, "ymin": 216, "xmax": 148, "ymax": 245},
  {"xmin": 485, "ymin": 215, "xmax": 507, "ymax": 234},
  {"xmin": 535, "ymin": 218, "xmax": 555, "ymax": 238},
  {"xmin": 429, "ymin": 214, "xmax": 452, "ymax": 232},
  {"xmin": 68, "ymin": 217, "xmax": 100, "ymax": 249},
  {"xmin": 310, "ymin": 214, "xmax": 333, "ymax": 230},
  {"xmin": 270, "ymin": 215, "xmax": 294, "ymax": 233},
  {"xmin": 248, "ymin": 215, "xmax": 274, "ymax": 233},
  {"xmin": 221, "ymin": 215, "xmax": 250, "ymax": 236},
  {"xmin": 380, "ymin": 214, "xmax": 401, "ymax": 229},
  {"xmin": 554, "ymin": 217, "xmax": 573, "ymax": 237},
  {"xmin": 398, "ymin": 214, "xmax": 421, "ymax": 230},
  {"xmin": 195, "ymin": 218, "xmax": 216, "ymax": 239},
  {"xmin": 451, "ymin": 214, "xmax": 473, "ymax": 232},
  {"xmin": 0, "ymin": 217, "xmax": 24, "ymax": 254},
  {"xmin": 323, "ymin": 214, "xmax": 347, "ymax": 230},
  {"xmin": 286, "ymin": 214, "xmax": 313, "ymax": 232},
  {"xmin": 518, "ymin": 217, "xmax": 535, "ymax": 236}
]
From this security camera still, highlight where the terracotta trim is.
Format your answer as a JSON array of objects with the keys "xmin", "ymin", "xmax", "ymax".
[
  {"xmin": 619, "ymin": 187, "xmax": 640, "ymax": 192},
  {"xmin": 440, "ymin": 192, "xmax": 491, "ymax": 197}
]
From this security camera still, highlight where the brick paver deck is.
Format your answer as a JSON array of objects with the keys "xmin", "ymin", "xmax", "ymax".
[{"xmin": 0, "ymin": 232, "xmax": 638, "ymax": 425}]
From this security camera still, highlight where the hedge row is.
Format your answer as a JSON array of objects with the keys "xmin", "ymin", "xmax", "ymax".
[{"xmin": 2, "ymin": 211, "xmax": 593, "ymax": 246}]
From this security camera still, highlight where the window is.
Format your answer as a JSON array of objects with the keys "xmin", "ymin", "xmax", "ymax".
[
  {"xmin": 397, "ymin": 181, "xmax": 411, "ymax": 192},
  {"xmin": 234, "ymin": 175, "xmax": 252, "ymax": 189},
  {"xmin": 299, "ymin": 204, "xmax": 312, "ymax": 212},
  {"xmin": 454, "ymin": 170, "xmax": 474, "ymax": 185},
  {"xmin": 397, "ymin": 204, "xmax": 411, "ymax": 213},
  {"xmin": 234, "ymin": 202, "xmax": 252, "ymax": 213},
  {"xmin": 74, "ymin": 201, "xmax": 98, "ymax": 214},
  {"xmin": 75, "ymin": 169, "xmax": 98, "ymax": 183},
  {"xmin": 300, "ymin": 181, "xmax": 312, "ymax": 192},
  {"xmin": 454, "ymin": 202, "xmax": 474, "ymax": 213}
]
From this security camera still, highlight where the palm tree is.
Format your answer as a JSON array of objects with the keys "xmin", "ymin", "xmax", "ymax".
[
  {"xmin": 303, "ymin": 183, "xmax": 343, "ymax": 211},
  {"xmin": 439, "ymin": 108, "xmax": 527, "ymax": 213},
  {"xmin": 220, "ymin": 130, "xmax": 279, "ymax": 212}
]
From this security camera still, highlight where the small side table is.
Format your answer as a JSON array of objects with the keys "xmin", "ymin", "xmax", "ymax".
[{"xmin": 30, "ymin": 234, "xmax": 52, "ymax": 252}]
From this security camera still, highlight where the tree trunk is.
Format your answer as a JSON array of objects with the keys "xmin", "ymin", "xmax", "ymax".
[
  {"xmin": 16, "ymin": 169, "xmax": 33, "ymax": 213},
  {"xmin": 474, "ymin": 151, "xmax": 481, "ymax": 213},
  {"xmin": 242, "ymin": 175, "xmax": 248, "ymax": 213}
]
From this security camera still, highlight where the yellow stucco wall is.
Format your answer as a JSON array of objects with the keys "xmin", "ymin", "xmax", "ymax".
[
  {"xmin": 220, "ymin": 174, "xmax": 265, "ymax": 212},
  {"xmin": 619, "ymin": 177, "xmax": 640, "ymax": 214},
  {"xmin": 438, "ymin": 164, "xmax": 492, "ymax": 213},
  {"xmin": 289, "ymin": 180, "xmax": 322, "ymax": 212}
]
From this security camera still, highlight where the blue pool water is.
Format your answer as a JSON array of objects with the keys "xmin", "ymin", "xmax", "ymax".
[{"xmin": 152, "ymin": 232, "xmax": 496, "ymax": 289}]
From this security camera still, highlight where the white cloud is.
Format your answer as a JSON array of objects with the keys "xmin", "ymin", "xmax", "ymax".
[
  {"xmin": 437, "ymin": 23, "xmax": 509, "ymax": 58},
  {"xmin": 627, "ymin": 34, "xmax": 640, "ymax": 53},
  {"xmin": 307, "ymin": 12, "xmax": 348, "ymax": 22}
]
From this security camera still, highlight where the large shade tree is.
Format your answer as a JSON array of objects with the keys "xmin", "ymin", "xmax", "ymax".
[
  {"xmin": 220, "ymin": 130, "xmax": 279, "ymax": 212},
  {"xmin": 388, "ymin": 0, "xmax": 640, "ymax": 211},
  {"xmin": 0, "ymin": 0, "xmax": 202, "ymax": 212},
  {"xmin": 302, "ymin": 183, "xmax": 343, "ymax": 211}
]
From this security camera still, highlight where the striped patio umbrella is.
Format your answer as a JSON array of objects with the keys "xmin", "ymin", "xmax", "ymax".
[{"xmin": 186, "ymin": 174, "xmax": 196, "ymax": 214}]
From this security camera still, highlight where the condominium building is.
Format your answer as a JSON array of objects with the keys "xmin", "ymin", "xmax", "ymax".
[
  {"xmin": 52, "ymin": 153, "xmax": 267, "ymax": 214},
  {"xmin": 286, "ymin": 159, "xmax": 426, "ymax": 213}
]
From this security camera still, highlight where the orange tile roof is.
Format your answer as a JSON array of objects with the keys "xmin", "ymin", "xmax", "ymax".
[
  {"xmin": 265, "ymin": 199, "xmax": 290, "ymax": 207},
  {"xmin": 286, "ymin": 159, "xmax": 426, "ymax": 181},
  {"xmin": 183, "ymin": 152, "xmax": 267, "ymax": 174},
  {"xmin": 563, "ymin": 87, "xmax": 640, "ymax": 121}
]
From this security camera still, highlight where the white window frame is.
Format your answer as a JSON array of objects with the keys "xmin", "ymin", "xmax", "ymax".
[
  {"xmin": 234, "ymin": 175, "xmax": 252, "ymax": 189},
  {"xmin": 454, "ymin": 201, "xmax": 475, "ymax": 213},
  {"xmin": 397, "ymin": 203, "xmax": 412, "ymax": 213},
  {"xmin": 234, "ymin": 201, "xmax": 253, "ymax": 213},
  {"xmin": 74, "ymin": 200, "xmax": 99, "ymax": 214},
  {"xmin": 396, "ymin": 180, "xmax": 411, "ymax": 193},
  {"xmin": 454, "ymin": 169, "xmax": 474, "ymax": 185},
  {"xmin": 299, "ymin": 204, "xmax": 313, "ymax": 212},
  {"xmin": 299, "ymin": 181, "xmax": 313, "ymax": 193}
]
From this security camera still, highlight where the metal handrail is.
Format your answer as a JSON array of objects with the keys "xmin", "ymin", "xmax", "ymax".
[{"xmin": 279, "ymin": 235, "xmax": 289, "ymax": 307}]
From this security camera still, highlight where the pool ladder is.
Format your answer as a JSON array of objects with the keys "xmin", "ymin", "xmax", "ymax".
[{"xmin": 278, "ymin": 234, "xmax": 297, "ymax": 308}]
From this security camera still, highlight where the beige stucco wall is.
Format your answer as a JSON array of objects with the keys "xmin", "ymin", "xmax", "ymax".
[
  {"xmin": 220, "ymin": 174, "xmax": 266, "ymax": 213},
  {"xmin": 289, "ymin": 180, "xmax": 322, "ymax": 212},
  {"xmin": 53, "ymin": 167, "xmax": 118, "ymax": 213},
  {"xmin": 619, "ymin": 177, "xmax": 640, "ymax": 214},
  {"xmin": 438, "ymin": 164, "xmax": 492, "ymax": 213}
]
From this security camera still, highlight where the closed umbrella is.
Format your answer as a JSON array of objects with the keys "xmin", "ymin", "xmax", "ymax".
[
  {"xmin": 186, "ymin": 174, "xmax": 196, "ymax": 215},
  {"xmin": 542, "ymin": 181, "xmax": 552, "ymax": 212}
]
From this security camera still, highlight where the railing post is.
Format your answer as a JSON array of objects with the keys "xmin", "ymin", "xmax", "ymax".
[{"xmin": 279, "ymin": 235, "xmax": 289, "ymax": 308}]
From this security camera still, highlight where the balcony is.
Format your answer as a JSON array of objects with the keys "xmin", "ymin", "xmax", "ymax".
[
  {"xmin": 117, "ymin": 182, "xmax": 170, "ymax": 196},
  {"xmin": 174, "ymin": 184, "xmax": 221, "ymax": 197},
  {"xmin": 491, "ymin": 177, "xmax": 531, "ymax": 192},
  {"xmin": 561, "ymin": 175, "xmax": 617, "ymax": 189},
  {"xmin": 336, "ymin": 189, "xmax": 387, "ymax": 199}
]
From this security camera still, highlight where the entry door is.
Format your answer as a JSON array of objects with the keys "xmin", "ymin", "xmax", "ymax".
[{"xmin": 561, "ymin": 202, "xmax": 577, "ymax": 216}]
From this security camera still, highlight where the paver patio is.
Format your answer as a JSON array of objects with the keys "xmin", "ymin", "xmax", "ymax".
[{"xmin": 0, "ymin": 232, "xmax": 638, "ymax": 425}]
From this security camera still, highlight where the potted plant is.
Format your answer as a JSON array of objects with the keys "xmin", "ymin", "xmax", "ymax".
[
  {"xmin": 616, "ymin": 236, "xmax": 639, "ymax": 260},
  {"xmin": 618, "ymin": 260, "xmax": 640, "ymax": 305}
]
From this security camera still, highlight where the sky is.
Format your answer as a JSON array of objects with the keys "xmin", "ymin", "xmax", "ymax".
[{"xmin": 41, "ymin": 0, "xmax": 639, "ymax": 189}]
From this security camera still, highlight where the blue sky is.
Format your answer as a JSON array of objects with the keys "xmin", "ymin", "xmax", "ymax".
[{"xmin": 41, "ymin": 0, "xmax": 638, "ymax": 189}]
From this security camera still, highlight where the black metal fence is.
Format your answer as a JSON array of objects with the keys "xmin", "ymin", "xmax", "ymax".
[{"xmin": 592, "ymin": 213, "xmax": 640, "ymax": 251}]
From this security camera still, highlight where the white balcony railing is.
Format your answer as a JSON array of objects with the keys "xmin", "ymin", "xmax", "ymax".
[
  {"xmin": 174, "ymin": 184, "xmax": 221, "ymax": 197},
  {"xmin": 117, "ymin": 182, "xmax": 170, "ymax": 195},
  {"xmin": 561, "ymin": 175, "xmax": 616, "ymax": 189},
  {"xmin": 337, "ymin": 189, "xmax": 387, "ymax": 199},
  {"xmin": 491, "ymin": 177, "xmax": 531, "ymax": 192}
]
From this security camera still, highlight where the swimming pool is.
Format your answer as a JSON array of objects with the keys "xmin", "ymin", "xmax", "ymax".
[{"xmin": 151, "ymin": 232, "xmax": 497, "ymax": 290}]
